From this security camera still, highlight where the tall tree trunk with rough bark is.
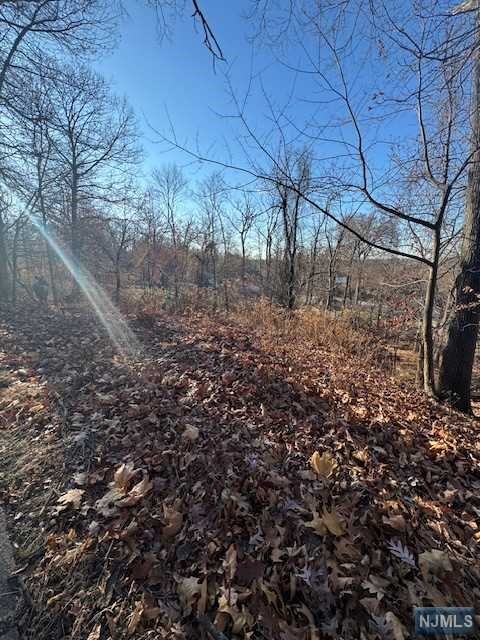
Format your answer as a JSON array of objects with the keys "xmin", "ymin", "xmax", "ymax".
[
  {"xmin": 422, "ymin": 235, "xmax": 440, "ymax": 396},
  {"xmin": 438, "ymin": 18, "xmax": 480, "ymax": 413},
  {"xmin": 37, "ymin": 158, "xmax": 58, "ymax": 304}
]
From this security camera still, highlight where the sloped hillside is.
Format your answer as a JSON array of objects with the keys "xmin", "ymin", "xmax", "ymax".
[{"xmin": 0, "ymin": 306, "xmax": 479, "ymax": 640}]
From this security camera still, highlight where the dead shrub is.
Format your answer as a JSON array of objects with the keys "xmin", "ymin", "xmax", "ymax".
[
  {"xmin": 131, "ymin": 289, "xmax": 165, "ymax": 326},
  {"xmin": 237, "ymin": 299, "xmax": 390, "ymax": 369}
]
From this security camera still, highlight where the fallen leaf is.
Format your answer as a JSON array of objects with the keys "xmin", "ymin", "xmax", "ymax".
[
  {"xmin": 385, "ymin": 611, "xmax": 407, "ymax": 640},
  {"xmin": 360, "ymin": 597, "xmax": 381, "ymax": 616},
  {"xmin": 73, "ymin": 472, "xmax": 88, "ymax": 486},
  {"xmin": 57, "ymin": 489, "xmax": 84, "ymax": 510},
  {"xmin": 322, "ymin": 507, "xmax": 346, "ymax": 536},
  {"xmin": 419, "ymin": 549, "xmax": 453, "ymax": 578},
  {"xmin": 117, "ymin": 476, "xmax": 152, "ymax": 506},
  {"xmin": 363, "ymin": 574, "xmax": 389, "ymax": 599},
  {"xmin": 388, "ymin": 539, "xmax": 416, "ymax": 567},
  {"xmin": 305, "ymin": 510, "xmax": 327, "ymax": 535},
  {"xmin": 309, "ymin": 451, "xmax": 337, "ymax": 478},
  {"xmin": 177, "ymin": 576, "xmax": 202, "ymax": 613},
  {"xmin": 198, "ymin": 576, "xmax": 208, "ymax": 615},
  {"xmin": 163, "ymin": 503, "xmax": 183, "ymax": 539},
  {"xmin": 127, "ymin": 601, "xmax": 143, "ymax": 636},
  {"xmin": 183, "ymin": 425, "xmax": 199, "ymax": 441},
  {"xmin": 114, "ymin": 462, "xmax": 136, "ymax": 490},
  {"xmin": 95, "ymin": 487, "xmax": 125, "ymax": 517},
  {"xmin": 217, "ymin": 590, "xmax": 252, "ymax": 634},
  {"xmin": 382, "ymin": 514, "xmax": 407, "ymax": 530},
  {"xmin": 223, "ymin": 544, "xmax": 237, "ymax": 583}
]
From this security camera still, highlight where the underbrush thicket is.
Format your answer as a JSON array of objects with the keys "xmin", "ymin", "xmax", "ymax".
[{"xmin": 130, "ymin": 290, "xmax": 395, "ymax": 373}]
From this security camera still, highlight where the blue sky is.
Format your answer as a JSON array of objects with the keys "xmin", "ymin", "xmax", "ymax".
[
  {"xmin": 94, "ymin": 0, "xmax": 344, "ymax": 187},
  {"xmin": 94, "ymin": 1, "xmax": 425, "ymax": 206},
  {"xmin": 95, "ymin": 2, "xmax": 278, "ymax": 178}
]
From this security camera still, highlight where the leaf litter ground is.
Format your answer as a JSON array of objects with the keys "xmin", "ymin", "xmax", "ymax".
[{"xmin": 0, "ymin": 306, "xmax": 479, "ymax": 640}]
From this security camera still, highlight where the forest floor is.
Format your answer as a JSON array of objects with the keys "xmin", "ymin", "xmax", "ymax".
[{"xmin": 0, "ymin": 305, "xmax": 479, "ymax": 640}]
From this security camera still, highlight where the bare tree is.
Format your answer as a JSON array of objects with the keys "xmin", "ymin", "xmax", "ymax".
[
  {"xmin": 96, "ymin": 205, "xmax": 137, "ymax": 304},
  {"xmin": 304, "ymin": 214, "xmax": 323, "ymax": 305},
  {"xmin": 271, "ymin": 149, "xmax": 311, "ymax": 310},
  {"xmin": 325, "ymin": 221, "xmax": 347, "ymax": 311},
  {"xmin": 196, "ymin": 172, "xmax": 226, "ymax": 306},
  {"xmin": 48, "ymin": 66, "xmax": 139, "ymax": 277},
  {"xmin": 152, "ymin": 164, "xmax": 187, "ymax": 306},
  {"xmin": 227, "ymin": 193, "xmax": 257, "ymax": 287},
  {"xmin": 0, "ymin": 1, "xmax": 112, "ymax": 174}
]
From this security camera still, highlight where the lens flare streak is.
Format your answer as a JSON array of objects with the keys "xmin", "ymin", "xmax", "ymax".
[{"xmin": 31, "ymin": 219, "xmax": 139, "ymax": 358}]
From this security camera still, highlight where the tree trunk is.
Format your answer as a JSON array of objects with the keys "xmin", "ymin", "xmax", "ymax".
[
  {"xmin": 71, "ymin": 170, "xmax": 79, "ymax": 262},
  {"xmin": 342, "ymin": 273, "xmax": 351, "ymax": 309},
  {"xmin": 342, "ymin": 252, "xmax": 355, "ymax": 309},
  {"xmin": 241, "ymin": 236, "xmax": 246, "ymax": 288},
  {"xmin": 0, "ymin": 215, "xmax": 10, "ymax": 303},
  {"xmin": 286, "ymin": 253, "xmax": 296, "ymax": 310},
  {"xmin": 46, "ymin": 238, "xmax": 57, "ymax": 304},
  {"xmin": 282, "ymin": 229, "xmax": 296, "ymax": 310},
  {"xmin": 69, "ymin": 169, "xmax": 81, "ymax": 298},
  {"xmin": 173, "ymin": 251, "xmax": 179, "ymax": 309},
  {"xmin": 438, "ymin": 21, "xmax": 480, "ymax": 413},
  {"xmin": 354, "ymin": 271, "xmax": 361, "ymax": 305},
  {"xmin": 11, "ymin": 220, "xmax": 21, "ymax": 307},
  {"xmin": 306, "ymin": 225, "xmax": 320, "ymax": 305},
  {"xmin": 416, "ymin": 339, "xmax": 424, "ymax": 388},
  {"xmin": 223, "ymin": 281, "xmax": 230, "ymax": 312},
  {"xmin": 376, "ymin": 295, "xmax": 383, "ymax": 329},
  {"xmin": 422, "ymin": 255, "xmax": 439, "ymax": 396},
  {"xmin": 326, "ymin": 262, "xmax": 335, "ymax": 310},
  {"xmin": 265, "ymin": 235, "xmax": 273, "ymax": 299},
  {"xmin": 114, "ymin": 255, "xmax": 121, "ymax": 304},
  {"xmin": 211, "ymin": 246, "xmax": 218, "ymax": 311},
  {"xmin": 38, "ymin": 184, "xmax": 58, "ymax": 305},
  {"xmin": 434, "ymin": 292, "xmax": 453, "ymax": 368},
  {"xmin": 354, "ymin": 256, "xmax": 366, "ymax": 305},
  {"xmin": 22, "ymin": 225, "xmax": 33, "ymax": 281}
]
